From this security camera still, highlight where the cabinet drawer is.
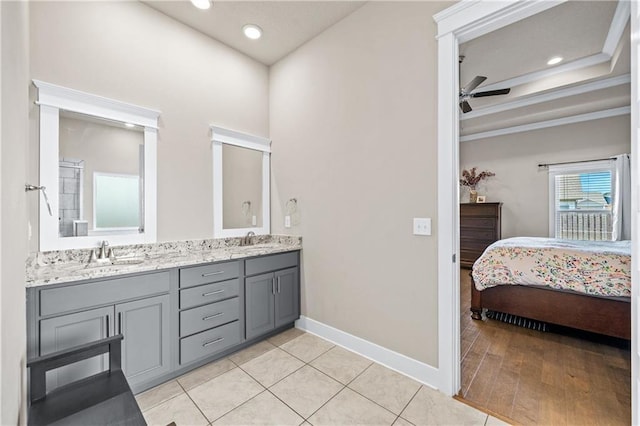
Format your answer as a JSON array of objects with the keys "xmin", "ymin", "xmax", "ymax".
[
  {"xmin": 180, "ymin": 297, "xmax": 239, "ymax": 337},
  {"xmin": 245, "ymin": 252, "xmax": 298, "ymax": 276},
  {"xmin": 460, "ymin": 217, "xmax": 497, "ymax": 229},
  {"xmin": 40, "ymin": 272, "xmax": 171, "ymax": 317},
  {"xmin": 180, "ymin": 279, "xmax": 239, "ymax": 309},
  {"xmin": 180, "ymin": 320, "xmax": 240, "ymax": 365},
  {"xmin": 180, "ymin": 261, "xmax": 240, "ymax": 289}
]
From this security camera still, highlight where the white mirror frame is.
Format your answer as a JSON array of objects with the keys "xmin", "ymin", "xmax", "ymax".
[
  {"xmin": 34, "ymin": 80, "xmax": 160, "ymax": 251},
  {"xmin": 211, "ymin": 126, "xmax": 271, "ymax": 238}
]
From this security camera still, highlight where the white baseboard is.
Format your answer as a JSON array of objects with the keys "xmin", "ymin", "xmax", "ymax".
[{"xmin": 295, "ymin": 316, "xmax": 442, "ymax": 391}]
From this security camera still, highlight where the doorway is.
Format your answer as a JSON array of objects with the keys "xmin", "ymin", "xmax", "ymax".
[{"xmin": 434, "ymin": 2, "xmax": 638, "ymax": 424}]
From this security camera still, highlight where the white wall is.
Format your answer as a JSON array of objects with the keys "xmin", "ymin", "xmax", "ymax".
[
  {"xmin": 460, "ymin": 115, "xmax": 631, "ymax": 238},
  {"xmin": 29, "ymin": 1, "xmax": 270, "ymax": 249},
  {"xmin": 270, "ymin": 1, "xmax": 450, "ymax": 367},
  {"xmin": 1, "ymin": 1, "xmax": 30, "ymax": 423}
]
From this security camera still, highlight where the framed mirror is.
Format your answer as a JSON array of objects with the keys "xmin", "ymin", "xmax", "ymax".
[
  {"xmin": 34, "ymin": 80, "xmax": 160, "ymax": 250},
  {"xmin": 211, "ymin": 126, "xmax": 270, "ymax": 238}
]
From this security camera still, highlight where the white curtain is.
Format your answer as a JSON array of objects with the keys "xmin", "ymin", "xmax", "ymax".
[{"xmin": 612, "ymin": 153, "xmax": 631, "ymax": 240}]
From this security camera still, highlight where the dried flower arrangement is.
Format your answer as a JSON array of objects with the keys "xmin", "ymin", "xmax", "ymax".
[{"xmin": 460, "ymin": 167, "xmax": 495, "ymax": 190}]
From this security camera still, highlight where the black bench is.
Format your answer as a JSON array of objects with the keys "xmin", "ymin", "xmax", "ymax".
[{"xmin": 27, "ymin": 335, "xmax": 146, "ymax": 426}]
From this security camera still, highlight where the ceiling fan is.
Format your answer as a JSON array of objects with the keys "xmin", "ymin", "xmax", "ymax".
[{"xmin": 459, "ymin": 55, "xmax": 511, "ymax": 113}]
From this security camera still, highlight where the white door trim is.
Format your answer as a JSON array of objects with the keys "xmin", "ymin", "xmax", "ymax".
[
  {"xmin": 629, "ymin": 2, "xmax": 638, "ymax": 424},
  {"xmin": 434, "ymin": 0, "xmax": 571, "ymax": 397}
]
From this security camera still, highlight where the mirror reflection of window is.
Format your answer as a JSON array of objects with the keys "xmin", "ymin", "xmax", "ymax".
[
  {"xmin": 94, "ymin": 173, "xmax": 140, "ymax": 231},
  {"xmin": 222, "ymin": 144, "xmax": 263, "ymax": 229},
  {"xmin": 58, "ymin": 111, "xmax": 144, "ymax": 237}
]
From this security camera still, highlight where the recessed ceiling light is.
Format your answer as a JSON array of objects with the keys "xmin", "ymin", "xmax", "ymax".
[
  {"xmin": 547, "ymin": 56, "xmax": 563, "ymax": 66},
  {"xmin": 190, "ymin": 0, "xmax": 211, "ymax": 10},
  {"xmin": 124, "ymin": 123, "xmax": 135, "ymax": 128},
  {"xmin": 243, "ymin": 24, "xmax": 262, "ymax": 40}
]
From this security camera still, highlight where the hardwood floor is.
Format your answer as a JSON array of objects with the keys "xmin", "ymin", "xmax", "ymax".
[{"xmin": 459, "ymin": 269, "xmax": 631, "ymax": 425}]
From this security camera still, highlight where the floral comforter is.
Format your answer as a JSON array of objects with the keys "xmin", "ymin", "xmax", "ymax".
[{"xmin": 472, "ymin": 237, "xmax": 631, "ymax": 298}]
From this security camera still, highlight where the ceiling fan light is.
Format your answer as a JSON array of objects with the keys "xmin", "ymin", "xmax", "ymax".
[
  {"xmin": 243, "ymin": 24, "xmax": 262, "ymax": 40},
  {"xmin": 547, "ymin": 56, "xmax": 563, "ymax": 66},
  {"xmin": 190, "ymin": 0, "xmax": 211, "ymax": 10}
]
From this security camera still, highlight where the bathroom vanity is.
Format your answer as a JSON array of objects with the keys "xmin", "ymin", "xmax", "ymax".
[{"xmin": 26, "ymin": 237, "xmax": 301, "ymax": 394}]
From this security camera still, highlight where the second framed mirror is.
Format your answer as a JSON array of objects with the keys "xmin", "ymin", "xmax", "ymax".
[{"xmin": 211, "ymin": 126, "xmax": 270, "ymax": 238}]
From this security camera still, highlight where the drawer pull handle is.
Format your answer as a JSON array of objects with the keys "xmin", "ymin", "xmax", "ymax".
[
  {"xmin": 203, "ymin": 289, "xmax": 225, "ymax": 297},
  {"xmin": 202, "ymin": 271, "xmax": 224, "ymax": 277},
  {"xmin": 203, "ymin": 337, "xmax": 224, "ymax": 347},
  {"xmin": 202, "ymin": 313, "xmax": 224, "ymax": 321}
]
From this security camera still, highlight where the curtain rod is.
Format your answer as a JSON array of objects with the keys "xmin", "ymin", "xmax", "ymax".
[{"xmin": 538, "ymin": 157, "xmax": 617, "ymax": 168}]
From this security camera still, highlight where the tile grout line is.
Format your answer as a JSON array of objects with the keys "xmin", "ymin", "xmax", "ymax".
[
  {"xmin": 136, "ymin": 381, "xmax": 186, "ymax": 414},
  {"xmin": 176, "ymin": 376, "xmax": 213, "ymax": 424},
  {"xmin": 395, "ymin": 385, "xmax": 423, "ymax": 424},
  {"xmin": 340, "ymin": 362, "xmax": 422, "ymax": 420}
]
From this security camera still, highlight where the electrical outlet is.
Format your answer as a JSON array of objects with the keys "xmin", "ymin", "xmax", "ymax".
[
  {"xmin": 252, "ymin": 215, "xmax": 257, "ymax": 226},
  {"xmin": 285, "ymin": 215, "xmax": 291, "ymax": 228},
  {"xmin": 413, "ymin": 218, "xmax": 431, "ymax": 236}
]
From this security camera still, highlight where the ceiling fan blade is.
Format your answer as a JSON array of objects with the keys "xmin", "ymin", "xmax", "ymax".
[
  {"xmin": 470, "ymin": 88, "xmax": 511, "ymax": 98},
  {"xmin": 462, "ymin": 76, "xmax": 487, "ymax": 93},
  {"xmin": 460, "ymin": 100, "xmax": 472, "ymax": 113}
]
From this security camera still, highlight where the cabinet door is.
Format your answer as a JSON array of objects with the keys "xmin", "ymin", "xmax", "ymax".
[
  {"xmin": 40, "ymin": 306, "xmax": 114, "ymax": 391},
  {"xmin": 115, "ymin": 294, "xmax": 171, "ymax": 387},
  {"xmin": 275, "ymin": 267, "xmax": 300, "ymax": 328},
  {"xmin": 245, "ymin": 273, "xmax": 275, "ymax": 340}
]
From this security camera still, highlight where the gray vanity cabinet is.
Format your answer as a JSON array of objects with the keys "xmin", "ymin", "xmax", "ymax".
[
  {"xmin": 245, "ymin": 273, "xmax": 276, "ymax": 340},
  {"xmin": 115, "ymin": 294, "xmax": 171, "ymax": 387},
  {"xmin": 28, "ymin": 250, "xmax": 301, "ymax": 394},
  {"xmin": 29, "ymin": 271, "xmax": 172, "ymax": 393},
  {"xmin": 245, "ymin": 253, "xmax": 300, "ymax": 341},
  {"xmin": 274, "ymin": 267, "xmax": 300, "ymax": 328},
  {"xmin": 40, "ymin": 306, "xmax": 114, "ymax": 391}
]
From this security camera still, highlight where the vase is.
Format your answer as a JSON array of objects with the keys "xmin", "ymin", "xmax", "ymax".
[{"xmin": 469, "ymin": 189, "xmax": 478, "ymax": 203}]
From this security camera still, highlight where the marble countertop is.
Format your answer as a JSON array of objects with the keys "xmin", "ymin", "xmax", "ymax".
[{"xmin": 26, "ymin": 235, "xmax": 301, "ymax": 287}]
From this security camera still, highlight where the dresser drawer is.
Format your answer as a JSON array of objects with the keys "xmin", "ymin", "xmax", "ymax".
[
  {"xmin": 460, "ymin": 217, "xmax": 497, "ymax": 230},
  {"xmin": 460, "ymin": 239, "xmax": 494, "ymax": 252},
  {"xmin": 180, "ymin": 320, "xmax": 241, "ymax": 365},
  {"xmin": 180, "ymin": 297, "xmax": 240, "ymax": 337},
  {"xmin": 459, "ymin": 228, "xmax": 496, "ymax": 240},
  {"xmin": 460, "ymin": 203, "xmax": 500, "ymax": 217},
  {"xmin": 180, "ymin": 261, "xmax": 240, "ymax": 289},
  {"xmin": 245, "ymin": 252, "xmax": 298, "ymax": 276},
  {"xmin": 180, "ymin": 279, "xmax": 239, "ymax": 309},
  {"xmin": 40, "ymin": 272, "xmax": 171, "ymax": 317}
]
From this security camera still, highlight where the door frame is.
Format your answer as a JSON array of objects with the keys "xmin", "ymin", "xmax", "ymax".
[
  {"xmin": 629, "ymin": 2, "xmax": 638, "ymax": 425},
  {"xmin": 432, "ymin": 0, "xmax": 635, "ymax": 399}
]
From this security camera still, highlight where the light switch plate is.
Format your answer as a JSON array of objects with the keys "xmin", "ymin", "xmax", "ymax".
[
  {"xmin": 252, "ymin": 215, "xmax": 257, "ymax": 226},
  {"xmin": 413, "ymin": 218, "xmax": 431, "ymax": 236},
  {"xmin": 285, "ymin": 215, "xmax": 291, "ymax": 228}
]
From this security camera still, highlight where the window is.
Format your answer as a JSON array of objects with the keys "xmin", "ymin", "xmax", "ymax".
[
  {"xmin": 93, "ymin": 173, "xmax": 141, "ymax": 232},
  {"xmin": 549, "ymin": 160, "xmax": 615, "ymax": 241}
]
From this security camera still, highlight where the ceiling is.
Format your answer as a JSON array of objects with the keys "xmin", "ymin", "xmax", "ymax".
[
  {"xmin": 142, "ymin": 1, "xmax": 365, "ymax": 65},
  {"xmin": 459, "ymin": 0, "xmax": 630, "ymax": 140},
  {"xmin": 142, "ymin": 1, "xmax": 629, "ymax": 140}
]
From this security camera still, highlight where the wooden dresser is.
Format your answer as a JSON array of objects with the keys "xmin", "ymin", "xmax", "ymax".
[{"xmin": 460, "ymin": 202, "xmax": 502, "ymax": 268}]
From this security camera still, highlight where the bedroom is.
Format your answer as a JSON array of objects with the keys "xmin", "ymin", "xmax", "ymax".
[{"xmin": 457, "ymin": 1, "xmax": 631, "ymax": 424}]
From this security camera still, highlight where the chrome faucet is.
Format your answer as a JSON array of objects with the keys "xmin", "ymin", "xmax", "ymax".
[
  {"xmin": 240, "ymin": 231, "xmax": 255, "ymax": 247},
  {"xmin": 99, "ymin": 241, "xmax": 110, "ymax": 259},
  {"xmin": 90, "ymin": 240, "xmax": 111, "ymax": 264}
]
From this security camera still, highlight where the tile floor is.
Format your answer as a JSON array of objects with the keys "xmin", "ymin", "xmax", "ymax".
[{"xmin": 136, "ymin": 328, "xmax": 508, "ymax": 425}]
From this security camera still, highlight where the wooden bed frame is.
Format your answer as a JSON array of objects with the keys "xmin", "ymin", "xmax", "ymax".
[{"xmin": 470, "ymin": 274, "xmax": 630, "ymax": 340}]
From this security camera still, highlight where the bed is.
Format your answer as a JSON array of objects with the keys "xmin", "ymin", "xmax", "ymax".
[{"xmin": 470, "ymin": 237, "xmax": 631, "ymax": 339}]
